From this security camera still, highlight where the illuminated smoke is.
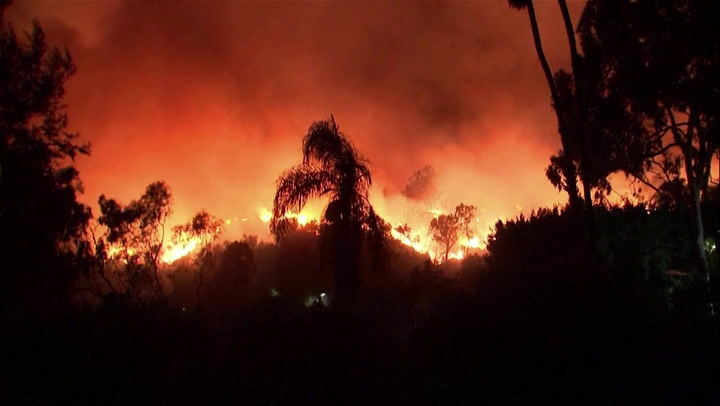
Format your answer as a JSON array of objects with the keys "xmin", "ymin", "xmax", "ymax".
[{"xmin": 6, "ymin": 1, "xmax": 585, "ymax": 256}]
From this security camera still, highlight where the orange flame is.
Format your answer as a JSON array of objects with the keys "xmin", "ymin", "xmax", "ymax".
[
  {"xmin": 161, "ymin": 236, "xmax": 201, "ymax": 264},
  {"xmin": 258, "ymin": 207, "xmax": 315, "ymax": 226}
]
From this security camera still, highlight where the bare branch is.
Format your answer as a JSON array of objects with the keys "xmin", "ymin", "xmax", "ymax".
[{"xmin": 632, "ymin": 174, "xmax": 671, "ymax": 201}]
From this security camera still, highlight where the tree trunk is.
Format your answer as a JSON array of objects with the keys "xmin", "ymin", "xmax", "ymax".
[
  {"xmin": 563, "ymin": 158, "xmax": 583, "ymax": 210},
  {"xmin": 558, "ymin": 0, "xmax": 595, "ymax": 241},
  {"xmin": 152, "ymin": 264, "xmax": 164, "ymax": 300},
  {"xmin": 679, "ymin": 110, "xmax": 709, "ymax": 277},
  {"xmin": 333, "ymin": 222, "xmax": 360, "ymax": 311},
  {"xmin": 677, "ymin": 110, "xmax": 710, "ymax": 312},
  {"xmin": 689, "ymin": 176, "xmax": 709, "ymax": 274},
  {"xmin": 526, "ymin": 0, "xmax": 580, "ymax": 208}
]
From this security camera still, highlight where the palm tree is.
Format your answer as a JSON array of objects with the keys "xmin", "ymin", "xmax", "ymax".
[
  {"xmin": 508, "ymin": 0, "xmax": 582, "ymax": 208},
  {"xmin": 271, "ymin": 116, "xmax": 382, "ymax": 307}
]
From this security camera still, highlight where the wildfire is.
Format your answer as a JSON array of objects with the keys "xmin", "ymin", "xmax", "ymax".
[
  {"xmin": 259, "ymin": 208, "xmax": 272, "ymax": 222},
  {"xmin": 258, "ymin": 207, "xmax": 314, "ymax": 226},
  {"xmin": 105, "ymin": 237, "xmax": 203, "ymax": 265},
  {"xmin": 112, "ymin": 203, "xmax": 493, "ymax": 267},
  {"xmin": 297, "ymin": 214, "xmax": 308, "ymax": 226},
  {"xmin": 427, "ymin": 208, "xmax": 443, "ymax": 217},
  {"xmin": 465, "ymin": 236, "xmax": 481, "ymax": 249},
  {"xmin": 387, "ymin": 206, "xmax": 494, "ymax": 264},
  {"xmin": 106, "ymin": 245, "xmax": 134, "ymax": 259},
  {"xmin": 161, "ymin": 236, "xmax": 200, "ymax": 264},
  {"xmin": 449, "ymin": 249, "xmax": 464, "ymax": 261}
]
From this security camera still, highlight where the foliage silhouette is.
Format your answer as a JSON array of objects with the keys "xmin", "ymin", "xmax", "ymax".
[
  {"xmin": 579, "ymin": 0, "xmax": 720, "ymax": 280},
  {"xmin": 2, "ymin": 2, "xmax": 719, "ymax": 404},
  {"xmin": 97, "ymin": 181, "xmax": 172, "ymax": 300},
  {"xmin": 271, "ymin": 116, "xmax": 386, "ymax": 307},
  {"xmin": 171, "ymin": 210, "xmax": 223, "ymax": 309},
  {"xmin": 454, "ymin": 203, "xmax": 477, "ymax": 252},
  {"xmin": 0, "ymin": 0, "xmax": 91, "ymax": 310},
  {"xmin": 507, "ymin": 0, "xmax": 583, "ymax": 209},
  {"xmin": 428, "ymin": 203, "xmax": 476, "ymax": 262},
  {"xmin": 429, "ymin": 214, "xmax": 459, "ymax": 263}
]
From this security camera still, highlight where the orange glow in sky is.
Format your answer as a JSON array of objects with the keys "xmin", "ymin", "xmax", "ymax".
[{"xmin": 7, "ymin": 0, "xmax": 598, "ymax": 262}]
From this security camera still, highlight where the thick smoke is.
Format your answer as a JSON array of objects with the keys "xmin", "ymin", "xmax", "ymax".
[{"xmin": 8, "ymin": 0, "xmax": 584, "ymax": 240}]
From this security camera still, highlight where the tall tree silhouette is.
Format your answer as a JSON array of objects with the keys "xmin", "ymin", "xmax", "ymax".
[
  {"xmin": 428, "ymin": 203, "xmax": 476, "ymax": 262},
  {"xmin": 507, "ymin": 0, "xmax": 582, "ymax": 209},
  {"xmin": 271, "ymin": 116, "xmax": 382, "ymax": 307},
  {"xmin": 557, "ymin": 0, "xmax": 593, "ymax": 213},
  {"xmin": 0, "ymin": 0, "xmax": 91, "ymax": 309},
  {"xmin": 429, "ymin": 214, "xmax": 460, "ymax": 263},
  {"xmin": 579, "ymin": 0, "xmax": 720, "ymax": 279}
]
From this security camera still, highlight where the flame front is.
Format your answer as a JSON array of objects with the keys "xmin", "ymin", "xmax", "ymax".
[
  {"xmin": 259, "ymin": 208, "xmax": 272, "ymax": 223},
  {"xmin": 258, "ymin": 207, "xmax": 314, "ymax": 226},
  {"xmin": 386, "ymin": 206, "xmax": 492, "ymax": 263},
  {"xmin": 141, "ymin": 203, "xmax": 495, "ymax": 266},
  {"xmin": 162, "ymin": 237, "xmax": 200, "ymax": 264}
]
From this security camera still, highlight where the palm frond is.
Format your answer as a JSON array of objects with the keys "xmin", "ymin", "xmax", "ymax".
[
  {"xmin": 302, "ymin": 117, "xmax": 372, "ymax": 184},
  {"xmin": 354, "ymin": 158, "xmax": 373, "ymax": 196},
  {"xmin": 302, "ymin": 118, "xmax": 349, "ymax": 171},
  {"xmin": 270, "ymin": 164, "xmax": 336, "ymax": 239},
  {"xmin": 349, "ymin": 145, "xmax": 373, "ymax": 184}
]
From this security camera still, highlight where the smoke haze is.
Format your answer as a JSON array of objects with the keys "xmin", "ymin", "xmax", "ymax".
[{"xmin": 7, "ymin": 0, "xmax": 585, "ymax": 241}]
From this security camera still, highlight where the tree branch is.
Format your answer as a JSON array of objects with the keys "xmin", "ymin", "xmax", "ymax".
[
  {"xmin": 632, "ymin": 174, "xmax": 671, "ymax": 201},
  {"xmin": 663, "ymin": 103, "xmax": 687, "ymax": 145},
  {"xmin": 641, "ymin": 142, "xmax": 680, "ymax": 160}
]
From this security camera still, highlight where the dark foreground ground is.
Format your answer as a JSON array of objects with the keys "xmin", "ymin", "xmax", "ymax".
[{"xmin": 3, "ymin": 282, "xmax": 718, "ymax": 405}]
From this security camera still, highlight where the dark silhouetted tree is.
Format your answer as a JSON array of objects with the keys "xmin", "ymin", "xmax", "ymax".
[
  {"xmin": 650, "ymin": 179, "xmax": 691, "ymax": 210},
  {"xmin": 0, "ymin": 1, "xmax": 91, "ymax": 309},
  {"xmin": 240, "ymin": 233, "xmax": 258, "ymax": 250},
  {"xmin": 428, "ymin": 203, "xmax": 476, "ymax": 262},
  {"xmin": 218, "ymin": 241, "xmax": 256, "ymax": 284},
  {"xmin": 172, "ymin": 210, "xmax": 223, "ymax": 308},
  {"xmin": 395, "ymin": 223, "xmax": 413, "ymax": 243},
  {"xmin": 365, "ymin": 207, "xmax": 391, "ymax": 275},
  {"xmin": 209, "ymin": 240, "xmax": 256, "ymax": 308},
  {"xmin": 507, "ymin": 0, "xmax": 583, "ymax": 209},
  {"xmin": 97, "ymin": 181, "xmax": 172, "ymax": 300},
  {"xmin": 271, "ymin": 116, "xmax": 383, "ymax": 307},
  {"xmin": 454, "ymin": 203, "xmax": 476, "ymax": 240},
  {"xmin": 454, "ymin": 203, "xmax": 477, "ymax": 256},
  {"xmin": 429, "ymin": 214, "xmax": 460, "ymax": 263},
  {"xmin": 579, "ymin": 0, "xmax": 720, "ymax": 278},
  {"xmin": 556, "ymin": 0, "xmax": 595, "ymax": 213}
]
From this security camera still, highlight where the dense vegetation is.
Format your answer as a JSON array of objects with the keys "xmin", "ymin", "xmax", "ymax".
[{"xmin": 1, "ymin": 0, "xmax": 718, "ymax": 403}]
